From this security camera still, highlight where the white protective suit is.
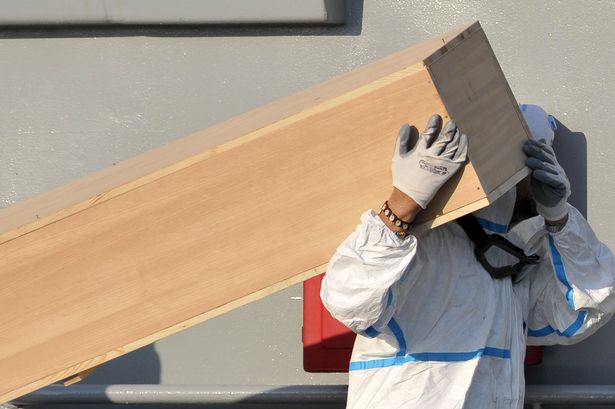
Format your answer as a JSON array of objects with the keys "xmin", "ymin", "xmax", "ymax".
[{"xmin": 321, "ymin": 134, "xmax": 615, "ymax": 408}]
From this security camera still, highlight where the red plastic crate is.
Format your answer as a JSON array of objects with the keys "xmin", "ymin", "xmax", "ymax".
[
  {"xmin": 302, "ymin": 273, "xmax": 355, "ymax": 372},
  {"xmin": 302, "ymin": 273, "xmax": 541, "ymax": 372}
]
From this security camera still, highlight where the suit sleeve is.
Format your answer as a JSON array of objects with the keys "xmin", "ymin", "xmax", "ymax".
[
  {"xmin": 320, "ymin": 210, "xmax": 421, "ymax": 335},
  {"xmin": 525, "ymin": 205, "xmax": 615, "ymax": 345}
]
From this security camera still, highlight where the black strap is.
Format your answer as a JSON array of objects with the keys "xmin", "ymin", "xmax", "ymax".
[
  {"xmin": 456, "ymin": 214, "xmax": 540, "ymax": 279},
  {"xmin": 456, "ymin": 214, "xmax": 490, "ymax": 248}
]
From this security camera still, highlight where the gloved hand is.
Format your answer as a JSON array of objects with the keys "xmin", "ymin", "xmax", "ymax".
[
  {"xmin": 392, "ymin": 114, "xmax": 468, "ymax": 209},
  {"xmin": 522, "ymin": 139, "xmax": 571, "ymax": 222}
]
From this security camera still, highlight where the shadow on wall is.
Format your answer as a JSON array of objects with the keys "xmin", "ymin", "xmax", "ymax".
[
  {"xmin": 551, "ymin": 118, "xmax": 587, "ymax": 218},
  {"xmin": 524, "ymin": 117, "xmax": 595, "ymax": 386},
  {"xmin": 74, "ymin": 345, "xmax": 161, "ymax": 384},
  {"xmin": 0, "ymin": 0, "xmax": 364, "ymax": 38}
]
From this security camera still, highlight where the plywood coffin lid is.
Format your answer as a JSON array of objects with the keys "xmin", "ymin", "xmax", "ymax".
[{"xmin": 0, "ymin": 21, "xmax": 531, "ymax": 403}]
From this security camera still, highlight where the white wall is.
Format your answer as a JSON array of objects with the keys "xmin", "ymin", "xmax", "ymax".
[{"xmin": 2, "ymin": 1, "xmax": 615, "ymax": 386}]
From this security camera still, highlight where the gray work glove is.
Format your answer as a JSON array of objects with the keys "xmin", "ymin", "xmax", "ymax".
[
  {"xmin": 522, "ymin": 139, "xmax": 571, "ymax": 221},
  {"xmin": 392, "ymin": 114, "xmax": 468, "ymax": 209}
]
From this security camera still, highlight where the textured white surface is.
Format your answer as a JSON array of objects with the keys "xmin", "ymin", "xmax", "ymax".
[{"xmin": 1, "ymin": 0, "xmax": 615, "ymax": 387}]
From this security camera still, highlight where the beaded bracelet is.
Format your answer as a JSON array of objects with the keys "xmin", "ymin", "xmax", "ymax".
[{"xmin": 379, "ymin": 201, "xmax": 412, "ymax": 238}]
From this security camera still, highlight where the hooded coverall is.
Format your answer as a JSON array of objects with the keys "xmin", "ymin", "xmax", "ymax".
[{"xmin": 321, "ymin": 172, "xmax": 615, "ymax": 409}]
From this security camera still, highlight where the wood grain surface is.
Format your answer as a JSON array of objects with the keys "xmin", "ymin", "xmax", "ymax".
[
  {"xmin": 0, "ymin": 23, "xmax": 475, "ymax": 246},
  {"xmin": 0, "ymin": 66, "xmax": 443, "ymax": 402}
]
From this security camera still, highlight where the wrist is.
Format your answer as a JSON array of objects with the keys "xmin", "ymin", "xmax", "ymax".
[
  {"xmin": 378, "ymin": 188, "xmax": 422, "ymax": 234},
  {"xmin": 387, "ymin": 188, "xmax": 422, "ymax": 220},
  {"xmin": 545, "ymin": 213, "xmax": 568, "ymax": 233}
]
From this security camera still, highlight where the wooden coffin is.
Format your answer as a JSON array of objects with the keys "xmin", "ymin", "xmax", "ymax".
[{"xmin": 0, "ymin": 21, "xmax": 530, "ymax": 402}]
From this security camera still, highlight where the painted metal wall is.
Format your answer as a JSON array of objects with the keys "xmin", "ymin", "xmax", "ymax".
[{"xmin": 2, "ymin": 0, "xmax": 615, "ymax": 389}]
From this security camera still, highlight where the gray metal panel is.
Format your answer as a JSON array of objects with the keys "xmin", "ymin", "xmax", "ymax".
[
  {"xmin": 16, "ymin": 385, "xmax": 348, "ymax": 405},
  {"xmin": 0, "ymin": 0, "xmax": 345, "ymax": 25},
  {"xmin": 16, "ymin": 384, "xmax": 615, "ymax": 406}
]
